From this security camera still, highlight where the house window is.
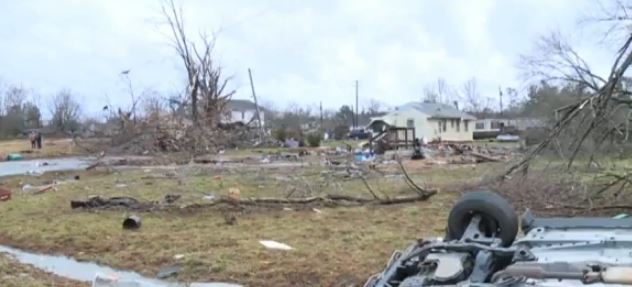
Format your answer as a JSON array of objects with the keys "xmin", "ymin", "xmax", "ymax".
[
  {"xmin": 451, "ymin": 119, "xmax": 455, "ymax": 128},
  {"xmin": 456, "ymin": 120, "xmax": 460, "ymax": 132},
  {"xmin": 241, "ymin": 111, "xmax": 245, "ymax": 120},
  {"xmin": 464, "ymin": 120, "xmax": 469, "ymax": 132},
  {"xmin": 406, "ymin": 119, "xmax": 414, "ymax": 128},
  {"xmin": 442, "ymin": 120, "xmax": 447, "ymax": 132},
  {"xmin": 437, "ymin": 121, "xmax": 441, "ymax": 132},
  {"xmin": 475, "ymin": 122, "xmax": 485, "ymax": 130},
  {"xmin": 491, "ymin": 121, "xmax": 502, "ymax": 129}
]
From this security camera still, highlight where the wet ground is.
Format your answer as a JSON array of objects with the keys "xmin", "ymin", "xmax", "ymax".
[
  {"xmin": 0, "ymin": 245, "xmax": 240, "ymax": 287},
  {"xmin": 0, "ymin": 157, "xmax": 92, "ymax": 177},
  {"xmin": 0, "ymin": 156, "xmax": 247, "ymax": 286}
]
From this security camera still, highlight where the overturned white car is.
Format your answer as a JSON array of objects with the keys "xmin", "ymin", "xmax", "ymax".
[{"xmin": 365, "ymin": 191, "xmax": 632, "ymax": 287}]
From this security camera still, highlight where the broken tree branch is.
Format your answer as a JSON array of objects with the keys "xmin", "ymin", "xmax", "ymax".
[
  {"xmin": 470, "ymin": 152, "xmax": 502, "ymax": 163},
  {"xmin": 202, "ymin": 193, "xmax": 437, "ymax": 207},
  {"xmin": 360, "ymin": 175, "xmax": 381, "ymax": 200},
  {"xmin": 395, "ymin": 156, "xmax": 435, "ymax": 198}
]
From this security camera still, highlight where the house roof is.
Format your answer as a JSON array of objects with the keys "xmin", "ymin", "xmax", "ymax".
[
  {"xmin": 357, "ymin": 112, "xmax": 387, "ymax": 126},
  {"xmin": 225, "ymin": 99, "xmax": 260, "ymax": 112},
  {"xmin": 399, "ymin": 102, "xmax": 476, "ymax": 120}
]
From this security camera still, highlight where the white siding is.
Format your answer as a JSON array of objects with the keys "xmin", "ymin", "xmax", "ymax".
[
  {"xmin": 428, "ymin": 118, "xmax": 473, "ymax": 141},
  {"xmin": 223, "ymin": 109, "xmax": 265, "ymax": 127},
  {"xmin": 377, "ymin": 109, "xmax": 473, "ymax": 142},
  {"xmin": 474, "ymin": 118, "xmax": 544, "ymax": 133}
]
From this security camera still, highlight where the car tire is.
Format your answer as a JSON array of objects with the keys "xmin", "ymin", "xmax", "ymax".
[{"xmin": 446, "ymin": 191, "xmax": 518, "ymax": 247}]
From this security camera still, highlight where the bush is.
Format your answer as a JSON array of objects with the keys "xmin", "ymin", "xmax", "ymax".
[
  {"xmin": 333, "ymin": 125, "xmax": 348, "ymax": 140},
  {"xmin": 306, "ymin": 131, "xmax": 323, "ymax": 147},
  {"xmin": 272, "ymin": 127, "xmax": 287, "ymax": 142}
]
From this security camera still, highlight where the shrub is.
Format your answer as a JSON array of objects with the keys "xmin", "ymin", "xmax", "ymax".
[
  {"xmin": 306, "ymin": 131, "xmax": 323, "ymax": 147},
  {"xmin": 333, "ymin": 125, "xmax": 348, "ymax": 140},
  {"xmin": 272, "ymin": 127, "xmax": 287, "ymax": 142}
]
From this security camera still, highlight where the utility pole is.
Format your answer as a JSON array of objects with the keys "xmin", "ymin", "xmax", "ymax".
[
  {"xmin": 355, "ymin": 80, "xmax": 359, "ymax": 129},
  {"xmin": 248, "ymin": 68, "xmax": 265, "ymax": 142},
  {"xmin": 499, "ymin": 86, "xmax": 503, "ymax": 116},
  {"xmin": 120, "ymin": 70, "xmax": 136, "ymax": 125},
  {"xmin": 319, "ymin": 101, "xmax": 323, "ymax": 129}
]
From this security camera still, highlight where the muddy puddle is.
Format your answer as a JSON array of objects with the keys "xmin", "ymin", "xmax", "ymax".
[
  {"xmin": 0, "ymin": 157, "xmax": 92, "ymax": 177},
  {"xmin": 0, "ymin": 245, "xmax": 240, "ymax": 287}
]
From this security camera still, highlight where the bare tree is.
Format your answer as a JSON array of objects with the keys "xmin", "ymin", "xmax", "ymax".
[
  {"xmin": 50, "ymin": 90, "xmax": 81, "ymax": 134},
  {"xmin": 120, "ymin": 70, "xmax": 141, "ymax": 124},
  {"xmin": 0, "ymin": 80, "xmax": 5, "ymax": 116},
  {"xmin": 4, "ymin": 85, "xmax": 26, "ymax": 112},
  {"xmin": 142, "ymin": 89, "xmax": 165, "ymax": 123},
  {"xmin": 520, "ymin": 32, "xmax": 605, "ymax": 90},
  {"xmin": 508, "ymin": 1, "xmax": 632, "ymax": 175},
  {"xmin": 366, "ymin": 98, "xmax": 384, "ymax": 114},
  {"xmin": 462, "ymin": 78, "xmax": 481, "ymax": 112},
  {"xmin": 162, "ymin": 0, "xmax": 234, "ymax": 128},
  {"xmin": 422, "ymin": 78, "xmax": 457, "ymax": 104},
  {"xmin": 422, "ymin": 85, "xmax": 439, "ymax": 103},
  {"xmin": 23, "ymin": 102, "xmax": 41, "ymax": 129},
  {"xmin": 436, "ymin": 78, "xmax": 451, "ymax": 103}
]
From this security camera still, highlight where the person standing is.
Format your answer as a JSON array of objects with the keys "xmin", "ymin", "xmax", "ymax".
[
  {"xmin": 29, "ymin": 131, "xmax": 37, "ymax": 149},
  {"xmin": 36, "ymin": 131, "xmax": 42, "ymax": 149}
]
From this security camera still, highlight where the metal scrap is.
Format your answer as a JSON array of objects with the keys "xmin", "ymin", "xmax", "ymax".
[
  {"xmin": 70, "ymin": 196, "xmax": 144, "ymax": 210},
  {"xmin": 122, "ymin": 215, "xmax": 142, "ymax": 230},
  {"xmin": 0, "ymin": 186, "xmax": 11, "ymax": 201}
]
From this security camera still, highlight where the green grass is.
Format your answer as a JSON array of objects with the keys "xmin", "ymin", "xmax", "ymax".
[
  {"xmin": 0, "ymin": 161, "xmax": 502, "ymax": 286},
  {"xmin": 0, "ymin": 138, "xmax": 87, "ymax": 160}
]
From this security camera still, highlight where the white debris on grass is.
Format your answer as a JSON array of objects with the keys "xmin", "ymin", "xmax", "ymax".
[{"xmin": 259, "ymin": 240, "xmax": 293, "ymax": 251}]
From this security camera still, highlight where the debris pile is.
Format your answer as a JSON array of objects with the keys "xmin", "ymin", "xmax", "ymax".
[
  {"xmin": 0, "ymin": 186, "xmax": 11, "ymax": 201},
  {"xmin": 410, "ymin": 143, "xmax": 519, "ymax": 164},
  {"xmin": 70, "ymin": 196, "xmax": 149, "ymax": 210},
  {"xmin": 108, "ymin": 121, "xmax": 269, "ymax": 156},
  {"xmin": 21, "ymin": 184, "xmax": 56, "ymax": 194},
  {"xmin": 70, "ymin": 193, "xmax": 185, "ymax": 212}
]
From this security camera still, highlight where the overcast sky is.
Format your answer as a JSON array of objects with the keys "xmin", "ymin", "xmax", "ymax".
[{"xmin": 0, "ymin": 0, "xmax": 617, "ymax": 117}]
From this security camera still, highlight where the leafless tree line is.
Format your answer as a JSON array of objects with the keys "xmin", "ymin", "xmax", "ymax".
[
  {"xmin": 0, "ymin": 82, "xmax": 84, "ymax": 137},
  {"xmin": 506, "ymin": 0, "xmax": 632, "ymax": 176},
  {"xmin": 420, "ymin": 77, "xmax": 521, "ymax": 114}
]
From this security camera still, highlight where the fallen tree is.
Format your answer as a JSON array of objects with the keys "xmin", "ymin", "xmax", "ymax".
[
  {"xmin": 70, "ymin": 191, "xmax": 437, "ymax": 212},
  {"xmin": 182, "ymin": 191, "xmax": 437, "ymax": 210},
  {"xmin": 470, "ymin": 152, "xmax": 502, "ymax": 163}
]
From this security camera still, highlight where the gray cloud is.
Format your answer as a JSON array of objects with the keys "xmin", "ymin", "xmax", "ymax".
[{"xmin": 0, "ymin": 0, "xmax": 612, "ymax": 117}]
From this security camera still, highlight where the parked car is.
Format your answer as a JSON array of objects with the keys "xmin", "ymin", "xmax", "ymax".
[
  {"xmin": 365, "ymin": 191, "xmax": 632, "ymax": 286},
  {"xmin": 348, "ymin": 129, "xmax": 371, "ymax": 140}
]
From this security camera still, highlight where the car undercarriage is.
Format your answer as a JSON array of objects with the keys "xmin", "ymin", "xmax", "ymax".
[{"xmin": 364, "ymin": 191, "xmax": 632, "ymax": 287}]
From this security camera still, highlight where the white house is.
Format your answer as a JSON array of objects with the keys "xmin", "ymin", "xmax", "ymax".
[
  {"xmin": 474, "ymin": 118, "xmax": 546, "ymax": 132},
  {"xmin": 368, "ymin": 102, "xmax": 476, "ymax": 142},
  {"xmin": 222, "ymin": 99, "xmax": 265, "ymax": 127},
  {"xmin": 473, "ymin": 117, "xmax": 546, "ymax": 139}
]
